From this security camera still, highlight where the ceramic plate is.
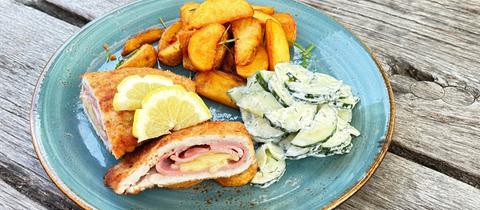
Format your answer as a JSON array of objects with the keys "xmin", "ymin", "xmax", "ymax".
[{"xmin": 31, "ymin": 0, "xmax": 395, "ymax": 209}]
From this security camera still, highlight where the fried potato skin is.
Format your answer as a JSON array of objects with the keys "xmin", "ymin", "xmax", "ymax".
[
  {"xmin": 118, "ymin": 44, "xmax": 157, "ymax": 69},
  {"xmin": 194, "ymin": 70, "xmax": 245, "ymax": 108},
  {"xmin": 188, "ymin": 23, "xmax": 225, "ymax": 71},
  {"xmin": 187, "ymin": 0, "xmax": 253, "ymax": 29},
  {"xmin": 252, "ymin": 5, "xmax": 274, "ymax": 15},
  {"xmin": 236, "ymin": 46, "xmax": 268, "ymax": 78},
  {"xmin": 265, "ymin": 19, "xmax": 290, "ymax": 70},
  {"xmin": 158, "ymin": 40, "xmax": 182, "ymax": 66},
  {"xmin": 252, "ymin": 10, "xmax": 279, "ymax": 24},
  {"xmin": 177, "ymin": 29, "xmax": 197, "ymax": 71},
  {"xmin": 273, "ymin": 13, "xmax": 297, "ymax": 44},
  {"xmin": 215, "ymin": 163, "xmax": 258, "ymax": 187},
  {"xmin": 180, "ymin": 2, "xmax": 200, "ymax": 26},
  {"xmin": 158, "ymin": 21, "xmax": 183, "ymax": 50},
  {"xmin": 122, "ymin": 28, "xmax": 163, "ymax": 56},
  {"xmin": 232, "ymin": 17, "xmax": 263, "ymax": 66}
]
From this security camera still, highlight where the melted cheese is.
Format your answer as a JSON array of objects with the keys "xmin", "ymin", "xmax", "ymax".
[{"xmin": 179, "ymin": 152, "xmax": 237, "ymax": 173}]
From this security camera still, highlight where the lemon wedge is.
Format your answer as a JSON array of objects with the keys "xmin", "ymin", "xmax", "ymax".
[
  {"xmin": 113, "ymin": 75, "xmax": 174, "ymax": 111},
  {"xmin": 132, "ymin": 85, "xmax": 212, "ymax": 142}
]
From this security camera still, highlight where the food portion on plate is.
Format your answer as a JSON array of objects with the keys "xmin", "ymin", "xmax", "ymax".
[
  {"xmin": 81, "ymin": 0, "xmax": 361, "ymax": 194},
  {"xmin": 105, "ymin": 121, "xmax": 256, "ymax": 194},
  {"xmin": 80, "ymin": 67, "xmax": 197, "ymax": 159},
  {"xmin": 228, "ymin": 63, "xmax": 361, "ymax": 186}
]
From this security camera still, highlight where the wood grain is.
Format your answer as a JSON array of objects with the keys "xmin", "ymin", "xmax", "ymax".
[
  {"xmin": 0, "ymin": 0, "xmax": 79, "ymax": 209},
  {"xmin": 339, "ymin": 153, "xmax": 480, "ymax": 210},
  {"xmin": 45, "ymin": 0, "xmax": 480, "ymax": 187},
  {"xmin": 0, "ymin": 179, "xmax": 47, "ymax": 210}
]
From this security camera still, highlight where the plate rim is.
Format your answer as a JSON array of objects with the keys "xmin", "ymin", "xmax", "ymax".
[{"xmin": 29, "ymin": 0, "xmax": 396, "ymax": 209}]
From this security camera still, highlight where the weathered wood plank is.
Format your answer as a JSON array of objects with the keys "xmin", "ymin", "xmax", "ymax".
[
  {"xmin": 0, "ymin": 179, "xmax": 47, "ymax": 210},
  {"xmin": 45, "ymin": 0, "xmax": 131, "ymax": 20},
  {"xmin": 44, "ymin": 0, "xmax": 480, "ymax": 187},
  {"xmin": 340, "ymin": 153, "xmax": 480, "ymax": 210},
  {"xmin": 0, "ymin": 1, "xmax": 79, "ymax": 209}
]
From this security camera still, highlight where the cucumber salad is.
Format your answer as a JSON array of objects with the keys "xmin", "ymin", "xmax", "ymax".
[{"xmin": 228, "ymin": 63, "xmax": 360, "ymax": 187}]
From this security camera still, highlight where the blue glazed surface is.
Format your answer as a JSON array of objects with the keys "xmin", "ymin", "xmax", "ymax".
[{"xmin": 32, "ymin": 0, "xmax": 392, "ymax": 209}]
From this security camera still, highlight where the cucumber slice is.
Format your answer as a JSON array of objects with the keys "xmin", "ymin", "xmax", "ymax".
[
  {"xmin": 255, "ymin": 70, "xmax": 274, "ymax": 91},
  {"xmin": 264, "ymin": 103, "xmax": 317, "ymax": 132},
  {"xmin": 251, "ymin": 143, "xmax": 286, "ymax": 187},
  {"xmin": 310, "ymin": 142, "xmax": 353, "ymax": 157},
  {"xmin": 278, "ymin": 133, "xmax": 296, "ymax": 150},
  {"xmin": 237, "ymin": 91, "xmax": 283, "ymax": 116},
  {"xmin": 245, "ymin": 74, "xmax": 265, "ymax": 92},
  {"xmin": 321, "ymin": 129, "xmax": 352, "ymax": 148},
  {"xmin": 285, "ymin": 145, "xmax": 311, "ymax": 160},
  {"xmin": 290, "ymin": 105, "xmax": 337, "ymax": 147},
  {"xmin": 253, "ymin": 136, "xmax": 283, "ymax": 144},
  {"xmin": 268, "ymin": 75, "xmax": 296, "ymax": 106},
  {"xmin": 274, "ymin": 63, "xmax": 312, "ymax": 82},
  {"xmin": 336, "ymin": 108, "xmax": 352, "ymax": 122},
  {"xmin": 241, "ymin": 109, "xmax": 285, "ymax": 141},
  {"xmin": 227, "ymin": 86, "xmax": 246, "ymax": 103}
]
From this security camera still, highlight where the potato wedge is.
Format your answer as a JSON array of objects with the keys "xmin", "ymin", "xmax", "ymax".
[
  {"xmin": 178, "ymin": 29, "xmax": 197, "ymax": 71},
  {"xmin": 117, "ymin": 44, "xmax": 157, "ymax": 69},
  {"xmin": 158, "ymin": 40, "xmax": 182, "ymax": 66},
  {"xmin": 273, "ymin": 13, "xmax": 297, "ymax": 44},
  {"xmin": 236, "ymin": 46, "xmax": 268, "ymax": 78},
  {"xmin": 232, "ymin": 17, "xmax": 262, "ymax": 65},
  {"xmin": 214, "ymin": 29, "xmax": 230, "ymax": 69},
  {"xmin": 180, "ymin": 2, "xmax": 200, "ymax": 26},
  {"xmin": 122, "ymin": 28, "xmax": 163, "ymax": 56},
  {"xmin": 252, "ymin": 5, "xmax": 274, "ymax": 15},
  {"xmin": 221, "ymin": 50, "xmax": 236, "ymax": 74},
  {"xmin": 252, "ymin": 10, "xmax": 279, "ymax": 24},
  {"xmin": 265, "ymin": 19, "xmax": 290, "ymax": 70},
  {"xmin": 158, "ymin": 21, "xmax": 183, "ymax": 50},
  {"xmin": 187, "ymin": 0, "xmax": 253, "ymax": 29},
  {"xmin": 195, "ymin": 70, "xmax": 245, "ymax": 108},
  {"xmin": 188, "ymin": 23, "xmax": 225, "ymax": 71}
]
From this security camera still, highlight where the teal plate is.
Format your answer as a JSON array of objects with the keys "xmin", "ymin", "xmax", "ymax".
[{"xmin": 31, "ymin": 0, "xmax": 395, "ymax": 209}]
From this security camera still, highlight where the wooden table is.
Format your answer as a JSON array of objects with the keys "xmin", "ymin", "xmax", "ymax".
[{"xmin": 1, "ymin": 0, "xmax": 479, "ymax": 209}]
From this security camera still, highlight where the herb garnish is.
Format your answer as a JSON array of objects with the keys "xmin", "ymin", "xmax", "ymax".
[
  {"xmin": 115, "ymin": 49, "xmax": 139, "ymax": 69},
  {"xmin": 159, "ymin": 17, "xmax": 167, "ymax": 29},
  {"xmin": 218, "ymin": 38, "xmax": 237, "ymax": 45},
  {"xmin": 291, "ymin": 41, "xmax": 316, "ymax": 68},
  {"xmin": 103, "ymin": 44, "xmax": 112, "ymax": 63}
]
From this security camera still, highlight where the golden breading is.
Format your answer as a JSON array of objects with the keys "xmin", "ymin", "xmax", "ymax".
[
  {"xmin": 81, "ymin": 67, "xmax": 195, "ymax": 159},
  {"xmin": 215, "ymin": 162, "xmax": 258, "ymax": 187},
  {"xmin": 104, "ymin": 121, "xmax": 256, "ymax": 194}
]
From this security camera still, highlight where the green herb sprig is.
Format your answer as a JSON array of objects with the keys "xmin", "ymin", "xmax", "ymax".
[
  {"xmin": 103, "ymin": 44, "xmax": 112, "ymax": 63},
  {"xmin": 218, "ymin": 38, "xmax": 237, "ymax": 45},
  {"xmin": 291, "ymin": 41, "xmax": 316, "ymax": 68},
  {"xmin": 159, "ymin": 17, "xmax": 167, "ymax": 29},
  {"xmin": 115, "ymin": 49, "xmax": 139, "ymax": 69}
]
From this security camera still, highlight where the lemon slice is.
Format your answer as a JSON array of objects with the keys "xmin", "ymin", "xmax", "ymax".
[
  {"xmin": 133, "ymin": 85, "xmax": 212, "ymax": 142},
  {"xmin": 113, "ymin": 75, "xmax": 174, "ymax": 111}
]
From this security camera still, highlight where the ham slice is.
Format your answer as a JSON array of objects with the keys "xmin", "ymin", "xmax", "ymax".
[
  {"xmin": 155, "ymin": 142, "xmax": 246, "ymax": 175},
  {"xmin": 104, "ymin": 122, "xmax": 257, "ymax": 194}
]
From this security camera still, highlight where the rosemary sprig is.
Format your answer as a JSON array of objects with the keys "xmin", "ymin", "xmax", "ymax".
[
  {"xmin": 115, "ymin": 48, "xmax": 139, "ymax": 69},
  {"xmin": 103, "ymin": 44, "xmax": 112, "ymax": 63},
  {"xmin": 159, "ymin": 17, "xmax": 167, "ymax": 29},
  {"xmin": 291, "ymin": 41, "xmax": 316, "ymax": 68},
  {"xmin": 218, "ymin": 38, "xmax": 237, "ymax": 45}
]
